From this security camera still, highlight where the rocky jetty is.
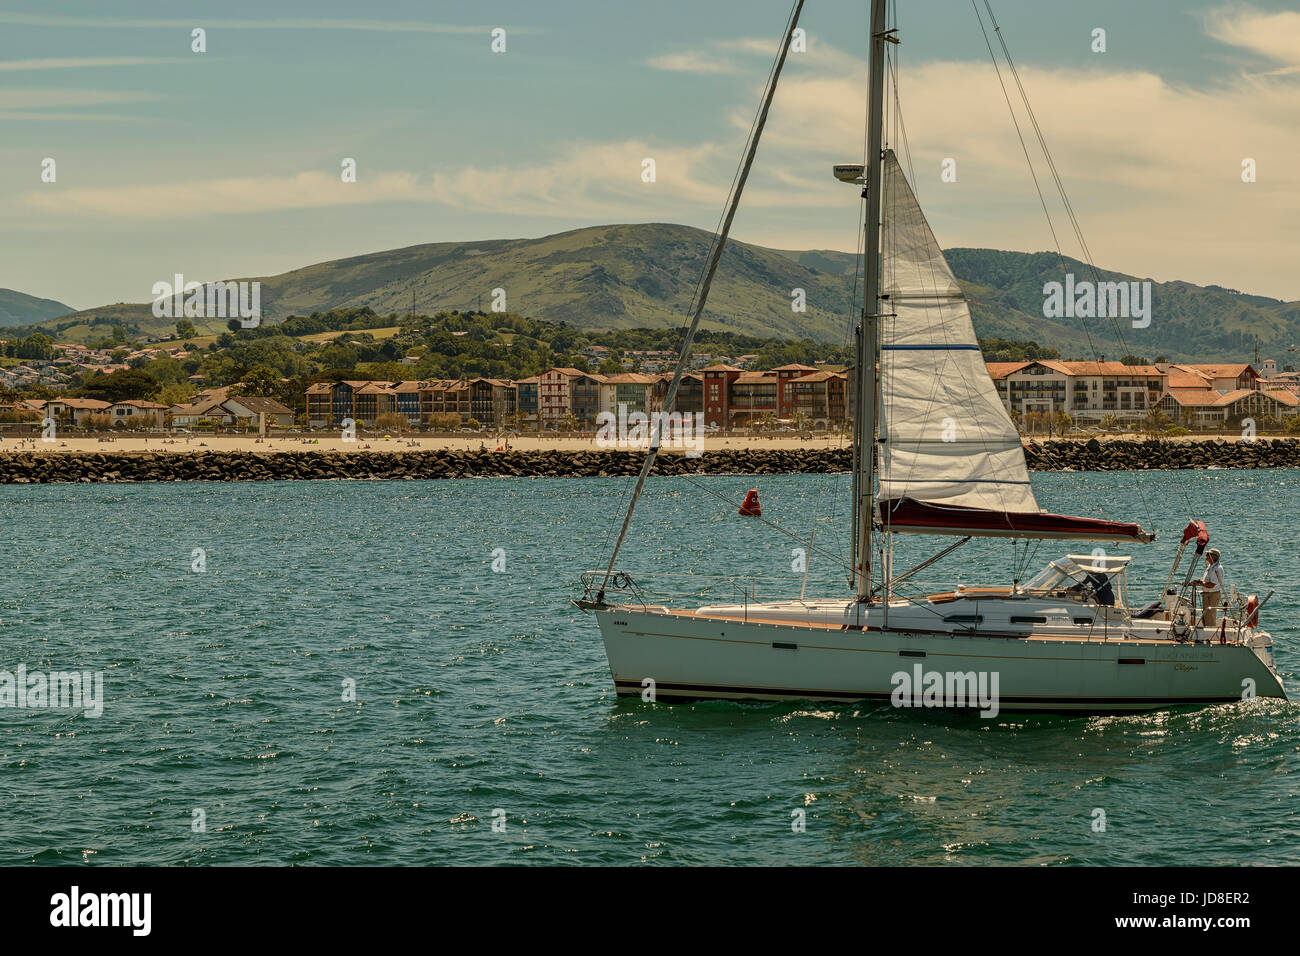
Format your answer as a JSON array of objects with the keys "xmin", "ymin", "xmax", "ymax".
[
  {"xmin": 1020, "ymin": 438, "xmax": 1300, "ymax": 471},
  {"xmin": 1, "ymin": 439, "xmax": 1299, "ymax": 484}
]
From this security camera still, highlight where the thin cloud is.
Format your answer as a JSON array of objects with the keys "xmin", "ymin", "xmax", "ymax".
[
  {"xmin": 0, "ymin": 13, "xmax": 539, "ymax": 35},
  {"xmin": 647, "ymin": 51, "xmax": 741, "ymax": 75},
  {"xmin": 22, "ymin": 171, "xmax": 422, "ymax": 218},
  {"xmin": 0, "ymin": 56, "xmax": 187, "ymax": 71},
  {"xmin": 0, "ymin": 88, "xmax": 161, "ymax": 108},
  {"xmin": 1202, "ymin": 4, "xmax": 1300, "ymax": 66},
  {"xmin": 0, "ymin": 111, "xmax": 158, "ymax": 123}
]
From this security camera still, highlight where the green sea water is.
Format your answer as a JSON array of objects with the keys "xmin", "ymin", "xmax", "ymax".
[{"xmin": 1, "ymin": 469, "xmax": 1297, "ymax": 865}]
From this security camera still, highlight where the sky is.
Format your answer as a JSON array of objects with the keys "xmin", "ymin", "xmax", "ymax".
[{"xmin": 2, "ymin": 0, "xmax": 1299, "ymax": 310}]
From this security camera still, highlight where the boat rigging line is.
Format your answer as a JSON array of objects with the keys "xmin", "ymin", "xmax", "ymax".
[
  {"xmin": 594, "ymin": 0, "xmax": 807, "ymax": 603},
  {"xmin": 970, "ymin": 0, "xmax": 1161, "ymax": 533}
]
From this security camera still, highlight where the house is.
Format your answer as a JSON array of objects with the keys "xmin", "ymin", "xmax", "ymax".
[
  {"xmin": 538, "ymin": 367, "xmax": 582, "ymax": 424},
  {"xmin": 222, "ymin": 395, "xmax": 295, "ymax": 428},
  {"xmin": 353, "ymin": 382, "xmax": 397, "ymax": 424},
  {"xmin": 107, "ymin": 399, "xmax": 168, "ymax": 427},
  {"xmin": 1151, "ymin": 363, "xmax": 1295, "ymax": 425},
  {"xmin": 170, "ymin": 398, "xmax": 235, "ymax": 427},
  {"xmin": 648, "ymin": 372, "xmax": 704, "ymax": 415},
  {"xmin": 390, "ymin": 381, "xmax": 422, "ymax": 424},
  {"xmin": 302, "ymin": 380, "xmax": 382, "ymax": 427},
  {"xmin": 1172, "ymin": 363, "xmax": 1257, "ymax": 392},
  {"xmin": 305, "ymin": 382, "xmax": 336, "ymax": 427},
  {"xmin": 1158, "ymin": 385, "xmax": 1298, "ymax": 425},
  {"xmin": 42, "ymin": 398, "xmax": 112, "ymax": 426}
]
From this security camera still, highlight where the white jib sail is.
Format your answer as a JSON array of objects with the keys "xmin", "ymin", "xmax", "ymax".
[{"xmin": 877, "ymin": 149, "xmax": 1039, "ymax": 515}]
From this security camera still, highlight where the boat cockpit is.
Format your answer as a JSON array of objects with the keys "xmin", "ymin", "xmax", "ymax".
[{"xmin": 1018, "ymin": 555, "xmax": 1131, "ymax": 609}]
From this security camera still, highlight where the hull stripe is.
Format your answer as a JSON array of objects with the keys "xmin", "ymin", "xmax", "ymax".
[{"xmin": 612, "ymin": 678, "xmax": 1246, "ymax": 707}]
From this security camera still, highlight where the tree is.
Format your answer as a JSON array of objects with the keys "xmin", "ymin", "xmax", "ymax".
[
  {"xmin": 1099, "ymin": 414, "xmax": 1120, "ymax": 432},
  {"xmin": 1142, "ymin": 407, "xmax": 1172, "ymax": 438},
  {"xmin": 228, "ymin": 364, "xmax": 280, "ymax": 398},
  {"xmin": 176, "ymin": 319, "xmax": 197, "ymax": 339},
  {"xmin": 79, "ymin": 368, "xmax": 159, "ymax": 402},
  {"xmin": 157, "ymin": 382, "xmax": 196, "ymax": 407},
  {"xmin": 376, "ymin": 412, "xmax": 406, "ymax": 432}
]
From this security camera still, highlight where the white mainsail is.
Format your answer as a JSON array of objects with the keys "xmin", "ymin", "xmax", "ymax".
[{"xmin": 877, "ymin": 149, "xmax": 1038, "ymax": 515}]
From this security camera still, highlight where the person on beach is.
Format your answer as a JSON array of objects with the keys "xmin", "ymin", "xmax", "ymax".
[{"xmin": 1194, "ymin": 548, "xmax": 1225, "ymax": 626}]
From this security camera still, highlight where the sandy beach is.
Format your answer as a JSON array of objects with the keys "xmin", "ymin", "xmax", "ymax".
[{"xmin": 0, "ymin": 432, "xmax": 854, "ymax": 455}]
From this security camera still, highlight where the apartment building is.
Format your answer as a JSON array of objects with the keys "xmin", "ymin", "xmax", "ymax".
[
  {"xmin": 468, "ymin": 378, "xmax": 518, "ymax": 426},
  {"xmin": 988, "ymin": 361, "xmax": 1165, "ymax": 422},
  {"xmin": 788, "ymin": 371, "xmax": 848, "ymax": 426},
  {"xmin": 537, "ymin": 367, "xmax": 604, "ymax": 426},
  {"xmin": 772, "ymin": 364, "xmax": 819, "ymax": 418},
  {"xmin": 648, "ymin": 372, "xmax": 704, "ymax": 415},
  {"xmin": 701, "ymin": 365, "xmax": 742, "ymax": 427},
  {"xmin": 1157, "ymin": 364, "xmax": 1296, "ymax": 424},
  {"xmin": 597, "ymin": 373, "xmax": 655, "ymax": 417},
  {"xmin": 515, "ymin": 375, "xmax": 539, "ymax": 425},
  {"xmin": 420, "ymin": 380, "xmax": 471, "ymax": 423},
  {"xmin": 728, "ymin": 371, "xmax": 780, "ymax": 425}
]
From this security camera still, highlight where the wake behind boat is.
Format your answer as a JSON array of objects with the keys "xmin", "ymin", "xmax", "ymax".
[{"xmin": 575, "ymin": 0, "xmax": 1285, "ymax": 713}]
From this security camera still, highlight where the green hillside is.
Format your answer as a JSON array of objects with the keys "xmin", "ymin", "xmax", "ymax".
[
  {"xmin": 0, "ymin": 288, "xmax": 74, "ymax": 328},
  {"xmin": 15, "ymin": 225, "xmax": 1299, "ymax": 362}
]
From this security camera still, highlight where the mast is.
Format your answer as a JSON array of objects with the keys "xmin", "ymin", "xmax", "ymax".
[{"xmin": 853, "ymin": 0, "xmax": 888, "ymax": 602}]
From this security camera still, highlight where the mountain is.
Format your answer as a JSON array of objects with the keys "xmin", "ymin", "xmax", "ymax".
[
  {"xmin": 0, "ymin": 288, "xmax": 74, "ymax": 328},
  {"xmin": 18, "ymin": 224, "xmax": 1300, "ymax": 362}
]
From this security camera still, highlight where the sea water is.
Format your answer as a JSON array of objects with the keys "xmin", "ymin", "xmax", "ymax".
[{"xmin": 0, "ymin": 469, "xmax": 1296, "ymax": 865}]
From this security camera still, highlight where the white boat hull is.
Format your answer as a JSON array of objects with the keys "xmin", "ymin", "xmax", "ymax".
[{"xmin": 594, "ymin": 599, "xmax": 1286, "ymax": 713}]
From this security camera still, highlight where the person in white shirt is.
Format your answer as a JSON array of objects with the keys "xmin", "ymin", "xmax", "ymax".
[{"xmin": 1195, "ymin": 548, "xmax": 1225, "ymax": 626}]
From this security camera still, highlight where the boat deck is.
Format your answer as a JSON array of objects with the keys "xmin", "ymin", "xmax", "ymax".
[{"xmin": 648, "ymin": 606, "xmax": 1228, "ymax": 646}]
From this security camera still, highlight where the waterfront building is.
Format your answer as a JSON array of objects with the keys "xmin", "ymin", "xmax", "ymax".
[
  {"xmin": 787, "ymin": 370, "xmax": 848, "ymax": 427},
  {"xmin": 987, "ymin": 361, "xmax": 1165, "ymax": 423},
  {"xmin": 468, "ymin": 378, "xmax": 518, "ymax": 427},
  {"xmin": 597, "ymin": 373, "xmax": 655, "ymax": 418},
  {"xmin": 701, "ymin": 365, "xmax": 742, "ymax": 427},
  {"xmin": 515, "ymin": 375, "xmax": 539, "ymax": 427}
]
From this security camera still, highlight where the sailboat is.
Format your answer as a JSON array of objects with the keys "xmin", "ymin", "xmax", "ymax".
[{"xmin": 576, "ymin": 0, "xmax": 1285, "ymax": 712}]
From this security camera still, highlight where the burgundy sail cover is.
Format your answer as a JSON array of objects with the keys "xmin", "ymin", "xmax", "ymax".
[{"xmin": 881, "ymin": 497, "xmax": 1154, "ymax": 542}]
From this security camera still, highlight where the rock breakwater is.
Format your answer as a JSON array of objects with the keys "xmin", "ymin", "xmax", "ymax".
[{"xmin": 2, "ymin": 439, "xmax": 1299, "ymax": 484}]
